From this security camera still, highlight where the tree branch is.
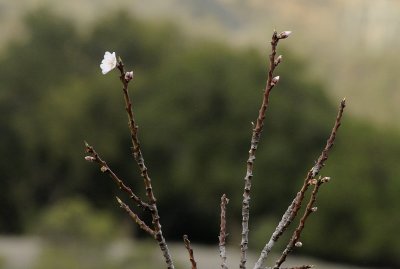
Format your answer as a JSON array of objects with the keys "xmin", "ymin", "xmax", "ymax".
[
  {"xmin": 116, "ymin": 196, "xmax": 155, "ymax": 237},
  {"xmin": 273, "ymin": 177, "xmax": 330, "ymax": 268},
  {"xmin": 253, "ymin": 99, "xmax": 346, "ymax": 269},
  {"xmin": 115, "ymin": 60, "xmax": 174, "ymax": 269},
  {"xmin": 219, "ymin": 194, "xmax": 229, "ymax": 269},
  {"xmin": 183, "ymin": 235, "xmax": 197, "ymax": 269},
  {"xmin": 240, "ymin": 30, "xmax": 291, "ymax": 269},
  {"xmin": 84, "ymin": 142, "xmax": 151, "ymax": 210}
]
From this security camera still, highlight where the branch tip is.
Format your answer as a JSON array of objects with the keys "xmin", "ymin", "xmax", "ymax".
[
  {"xmin": 277, "ymin": 31, "xmax": 292, "ymax": 39},
  {"xmin": 241, "ymin": 29, "xmax": 290, "ymax": 269},
  {"xmin": 320, "ymin": 176, "xmax": 331, "ymax": 183},
  {"xmin": 183, "ymin": 235, "xmax": 197, "ymax": 269}
]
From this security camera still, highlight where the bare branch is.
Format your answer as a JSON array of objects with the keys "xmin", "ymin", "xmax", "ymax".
[
  {"xmin": 84, "ymin": 142, "xmax": 151, "ymax": 210},
  {"xmin": 219, "ymin": 194, "xmax": 229, "ymax": 269},
  {"xmin": 253, "ymin": 99, "xmax": 346, "ymax": 269},
  {"xmin": 253, "ymin": 192, "xmax": 301, "ymax": 269},
  {"xmin": 240, "ymin": 30, "xmax": 290, "ymax": 269},
  {"xmin": 116, "ymin": 196, "xmax": 155, "ymax": 237},
  {"xmin": 311, "ymin": 98, "xmax": 346, "ymax": 178},
  {"xmin": 115, "ymin": 60, "xmax": 174, "ymax": 269},
  {"xmin": 273, "ymin": 177, "xmax": 329, "ymax": 268},
  {"xmin": 183, "ymin": 235, "xmax": 197, "ymax": 269}
]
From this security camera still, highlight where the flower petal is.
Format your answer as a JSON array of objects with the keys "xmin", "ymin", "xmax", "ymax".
[{"xmin": 100, "ymin": 51, "xmax": 117, "ymax": 74}]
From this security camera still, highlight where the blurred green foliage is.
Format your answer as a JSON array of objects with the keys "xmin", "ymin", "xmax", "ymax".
[
  {"xmin": 32, "ymin": 197, "xmax": 122, "ymax": 244},
  {"xmin": 0, "ymin": 8, "xmax": 399, "ymax": 267},
  {"xmin": 32, "ymin": 197, "xmax": 159, "ymax": 269}
]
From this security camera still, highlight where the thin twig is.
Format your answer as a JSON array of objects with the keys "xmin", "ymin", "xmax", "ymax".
[
  {"xmin": 240, "ymin": 30, "xmax": 289, "ymax": 269},
  {"xmin": 253, "ymin": 99, "xmax": 346, "ymax": 269},
  {"xmin": 116, "ymin": 196, "xmax": 155, "ymax": 237},
  {"xmin": 311, "ymin": 98, "xmax": 346, "ymax": 178},
  {"xmin": 116, "ymin": 60, "xmax": 174, "ymax": 269},
  {"xmin": 274, "ymin": 177, "xmax": 330, "ymax": 268},
  {"xmin": 183, "ymin": 235, "xmax": 197, "ymax": 269},
  {"xmin": 219, "ymin": 194, "xmax": 229, "ymax": 269},
  {"xmin": 84, "ymin": 142, "xmax": 151, "ymax": 210}
]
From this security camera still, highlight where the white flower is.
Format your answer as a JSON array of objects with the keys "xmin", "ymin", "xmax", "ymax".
[{"xmin": 100, "ymin": 51, "xmax": 117, "ymax": 74}]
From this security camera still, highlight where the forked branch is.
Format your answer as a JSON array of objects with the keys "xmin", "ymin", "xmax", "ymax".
[
  {"xmin": 84, "ymin": 142, "xmax": 151, "ymax": 210},
  {"xmin": 116, "ymin": 60, "xmax": 174, "ymax": 269},
  {"xmin": 116, "ymin": 196, "xmax": 156, "ymax": 237},
  {"xmin": 253, "ymin": 99, "xmax": 346, "ymax": 269},
  {"xmin": 87, "ymin": 31, "xmax": 346, "ymax": 269},
  {"xmin": 274, "ymin": 177, "xmax": 330, "ymax": 268}
]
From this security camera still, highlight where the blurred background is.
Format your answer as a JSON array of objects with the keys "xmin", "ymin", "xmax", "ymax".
[{"xmin": 0, "ymin": 0, "xmax": 399, "ymax": 268}]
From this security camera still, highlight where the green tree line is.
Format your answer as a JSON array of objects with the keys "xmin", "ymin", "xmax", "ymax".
[{"xmin": 0, "ymin": 9, "xmax": 399, "ymax": 267}]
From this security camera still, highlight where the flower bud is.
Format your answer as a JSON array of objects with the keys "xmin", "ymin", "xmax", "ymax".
[
  {"xmin": 100, "ymin": 166, "xmax": 108, "ymax": 173},
  {"xmin": 295, "ymin": 241, "xmax": 303, "ymax": 247},
  {"xmin": 271, "ymin": 76, "xmax": 280, "ymax": 86},
  {"xmin": 85, "ymin": 156, "xmax": 95, "ymax": 162},
  {"xmin": 277, "ymin": 31, "xmax": 292, "ymax": 39},
  {"xmin": 321, "ymin": 176, "xmax": 331, "ymax": 183},
  {"xmin": 125, "ymin": 71, "xmax": 134, "ymax": 81},
  {"xmin": 275, "ymin": 55, "xmax": 283, "ymax": 66},
  {"xmin": 311, "ymin": 207, "xmax": 318, "ymax": 212}
]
